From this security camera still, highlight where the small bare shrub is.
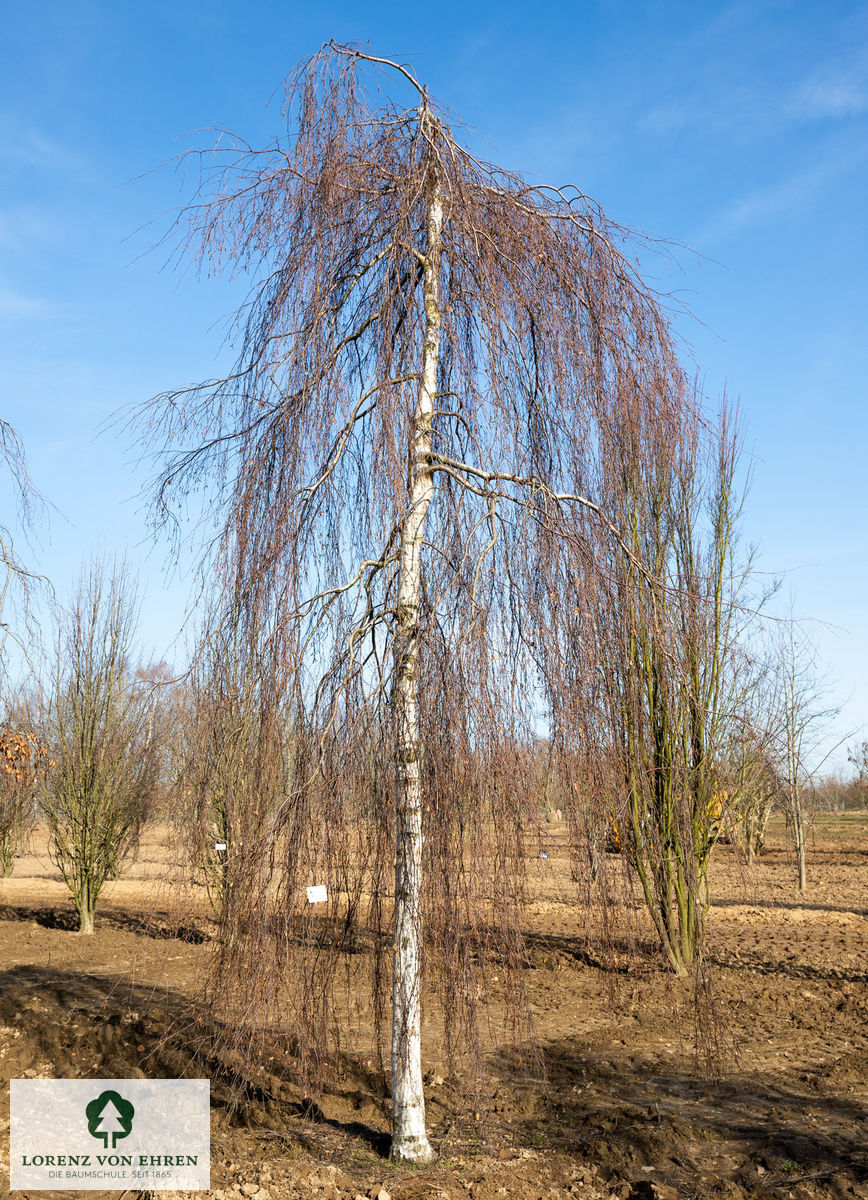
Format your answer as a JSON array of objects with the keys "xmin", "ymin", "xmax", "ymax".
[{"xmin": 40, "ymin": 560, "xmax": 157, "ymax": 933}]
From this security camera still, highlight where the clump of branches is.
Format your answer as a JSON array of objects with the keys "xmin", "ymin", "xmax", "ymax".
[
  {"xmin": 719, "ymin": 646, "xmax": 784, "ymax": 860},
  {"xmin": 809, "ymin": 758, "xmax": 868, "ymax": 812},
  {"xmin": 137, "ymin": 41, "xmax": 714, "ymax": 1157},
  {"xmin": 546, "ymin": 404, "xmax": 749, "ymax": 975},
  {"xmin": 724, "ymin": 721, "xmax": 779, "ymax": 858},
  {"xmin": 763, "ymin": 621, "xmax": 839, "ymax": 890},
  {"xmin": 0, "ymin": 418, "xmax": 50, "ymax": 879},
  {"xmin": 0, "ymin": 690, "xmax": 47, "ymax": 876},
  {"xmin": 847, "ymin": 740, "xmax": 868, "ymax": 800},
  {"xmin": 132, "ymin": 659, "xmax": 186, "ymax": 822},
  {"xmin": 0, "ymin": 417, "xmax": 48, "ymax": 668},
  {"xmin": 40, "ymin": 559, "xmax": 158, "ymax": 933},
  {"xmin": 176, "ymin": 602, "xmax": 296, "ymax": 914}
]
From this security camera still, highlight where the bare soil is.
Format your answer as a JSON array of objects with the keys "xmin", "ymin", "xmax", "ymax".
[{"xmin": 0, "ymin": 816, "xmax": 865, "ymax": 1200}]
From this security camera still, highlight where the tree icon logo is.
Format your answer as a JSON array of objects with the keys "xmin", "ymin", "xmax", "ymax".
[{"xmin": 85, "ymin": 1090, "xmax": 135, "ymax": 1149}]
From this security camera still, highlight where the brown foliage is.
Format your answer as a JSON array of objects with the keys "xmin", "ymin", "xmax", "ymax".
[{"xmin": 0, "ymin": 722, "xmax": 47, "ymax": 875}]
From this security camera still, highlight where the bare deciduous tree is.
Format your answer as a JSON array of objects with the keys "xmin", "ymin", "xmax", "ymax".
[
  {"xmin": 41, "ymin": 560, "xmax": 156, "ymax": 933},
  {"xmin": 549, "ymin": 406, "xmax": 748, "ymax": 974},
  {"xmin": 134, "ymin": 659, "xmax": 184, "ymax": 820},
  {"xmin": 139, "ymin": 42, "xmax": 700, "ymax": 1158},
  {"xmin": 767, "ymin": 622, "xmax": 836, "ymax": 891},
  {"xmin": 177, "ymin": 604, "xmax": 294, "ymax": 914},
  {"xmin": 726, "ymin": 720, "xmax": 779, "ymax": 860}
]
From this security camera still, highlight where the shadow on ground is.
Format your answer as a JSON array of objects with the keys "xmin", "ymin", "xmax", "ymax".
[
  {"xmin": 493, "ymin": 1036, "xmax": 867, "ymax": 1199},
  {"xmin": 0, "ymin": 901, "xmax": 211, "ymax": 943}
]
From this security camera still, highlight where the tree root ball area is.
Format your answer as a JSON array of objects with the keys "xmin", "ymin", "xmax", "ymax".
[{"xmin": 0, "ymin": 816, "xmax": 865, "ymax": 1200}]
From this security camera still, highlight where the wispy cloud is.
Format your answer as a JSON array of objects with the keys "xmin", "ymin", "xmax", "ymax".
[
  {"xmin": 0, "ymin": 285, "xmax": 48, "ymax": 319},
  {"xmin": 789, "ymin": 72, "xmax": 868, "ymax": 121},
  {"xmin": 637, "ymin": 45, "xmax": 868, "ymax": 143},
  {"xmin": 1, "ymin": 116, "xmax": 86, "ymax": 174},
  {"xmin": 694, "ymin": 141, "xmax": 868, "ymax": 244},
  {"xmin": 0, "ymin": 205, "xmax": 59, "ymax": 251},
  {"xmin": 637, "ymin": 80, "xmax": 770, "ymax": 141}
]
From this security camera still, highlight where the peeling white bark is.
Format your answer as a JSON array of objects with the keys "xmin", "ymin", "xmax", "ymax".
[{"xmin": 389, "ymin": 168, "xmax": 443, "ymax": 1165}]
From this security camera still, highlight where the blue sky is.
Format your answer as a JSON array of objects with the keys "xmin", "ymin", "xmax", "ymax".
[{"xmin": 2, "ymin": 1, "xmax": 866, "ymax": 769}]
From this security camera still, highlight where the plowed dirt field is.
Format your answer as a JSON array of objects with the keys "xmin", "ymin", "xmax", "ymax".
[{"xmin": 1, "ymin": 815, "xmax": 865, "ymax": 1200}]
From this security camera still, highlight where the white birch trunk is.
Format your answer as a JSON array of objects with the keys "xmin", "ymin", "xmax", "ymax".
[{"xmin": 389, "ymin": 170, "xmax": 443, "ymax": 1165}]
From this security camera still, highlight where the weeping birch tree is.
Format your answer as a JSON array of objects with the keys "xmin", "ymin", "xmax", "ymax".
[{"xmin": 139, "ymin": 42, "xmax": 694, "ymax": 1161}]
